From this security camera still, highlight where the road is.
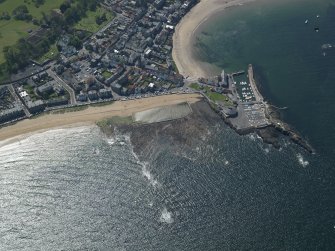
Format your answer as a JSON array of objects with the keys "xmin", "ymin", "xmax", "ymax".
[
  {"xmin": 8, "ymin": 84, "xmax": 31, "ymax": 117},
  {"xmin": 47, "ymin": 69, "xmax": 77, "ymax": 105}
]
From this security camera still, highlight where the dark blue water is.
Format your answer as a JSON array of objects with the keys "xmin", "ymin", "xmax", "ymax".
[
  {"xmin": 190, "ymin": 0, "xmax": 335, "ymax": 248},
  {"xmin": 0, "ymin": 122, "xmax": 334, "ymax": 250},
  {"xmin": 194, "ymin": 0, "xmax": 335, "ymax": 156}
]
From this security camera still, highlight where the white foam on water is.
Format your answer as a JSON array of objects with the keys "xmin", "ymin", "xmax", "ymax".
[
  {"xmin": 248, "ymin": 134, "xmax": 256, "ymax": 141},
  {"xmin": 106, "ymin": 137, "xmax": 115, "ymax": 145},
  {"xmin": 296, "ymin": 153, "xmax": 309, "ymax": 167},
  {"xmin": 141, "ymin": 161, "xmax": 159, "ymax": 187},
  {"xmin": 123, "ymin": 134, "xmax": 160, "ymax": 187},
  {"xmin": 105, "ymin": 129, "xmax": 130, "ymax": 146},
  {"xmin": 93, "ymin": 148, "xmax": 100, "ymax": 155},
  {"xmin": 159, "ymin": 207, "xmax": 174, "ymax": 224}
]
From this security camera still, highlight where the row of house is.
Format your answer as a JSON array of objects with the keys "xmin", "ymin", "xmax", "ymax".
[
  {"xmin": 0, "ymin": 105, "xmax": 25, "ymax": 124},
  {"xmin": 76, "ymin": 88, "xmax": 113, "ymax": 102},
  {"xmin": 51, "ymin": 0, "xmax": 197, "ymax": 102}
]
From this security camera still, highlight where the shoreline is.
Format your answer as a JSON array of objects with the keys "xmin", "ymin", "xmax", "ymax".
[
  {"xmin": 172, "ymin": 0, "xmax": 254, "ymax": 80},
  {"xmin": 0, "ymin": 94, "xmax": 202, "ymax": 144}
]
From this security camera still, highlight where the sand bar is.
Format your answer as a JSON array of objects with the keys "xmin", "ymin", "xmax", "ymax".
[
  {"xmin": 0, "ymin": 94, "xmax": 202, "ymax": 143},
  {"xmin": 172, "ymin": 0, "xmax": 254, "ymax": 80}
]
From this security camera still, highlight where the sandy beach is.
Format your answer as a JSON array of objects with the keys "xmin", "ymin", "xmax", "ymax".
[
  {"xmin": 172, "ymin": 0, "xmax": 254, "ymax": 80},
  {"xmin": 0, "ymin": 94, "xmax": 202, "ymax": 143},
  {"xmin": 0, "ymin": 1, "xmax": 252, "ymax": 143}
]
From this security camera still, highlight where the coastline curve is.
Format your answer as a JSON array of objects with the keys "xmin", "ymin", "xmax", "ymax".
[{"xmin": 172, "ymin": 0, "xmax": 255, "ymax": 80}]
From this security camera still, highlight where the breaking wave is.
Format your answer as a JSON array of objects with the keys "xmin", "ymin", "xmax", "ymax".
[
  {"xmin": 296, "ymin": 153, "xmax": 309, "ymax": 167},
  {"xmin": 159, "ymin": 207, "xmax": 174, "ymax": 224}
]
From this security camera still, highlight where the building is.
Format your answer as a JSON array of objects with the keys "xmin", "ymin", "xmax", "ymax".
[
  {"xmin": 76, "ymin": 93, "xmax": 88, "ymax": 102},
  {"xmin": 37, "ymin": 82, "xmax": 54, "ymax": 95},
  {"xmin": 111, "ymin": 83, "xmax": 122, "ymax": 95},
  {"xmin": 46, "ymin": 97, "xmax": 69, "ymax": 107},
  {"xmin": 99, "ymin": 89, "xmax": 113, "ymax": 99},
  {"xmin": 219, "ymin": 70, "xmax": 228, "ymax": 88},
  {"xmin": 0, "ymin": 106, "xmax": 25, "ymax": 124},
  {"xmin": 26, "ymin": 100, "xmax": 45, "ymax": 114},
  {"xmin": 221, "ymin": 107, "xmax": 238, "ymax": 118},
  {"xmin": 88, "ymin": 90, "xmax": 99, "ymax": 101}
]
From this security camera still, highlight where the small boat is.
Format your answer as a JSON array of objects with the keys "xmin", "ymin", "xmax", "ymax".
[
  {"xmin": 314, "ymin": 27, "xmax": 320, "ymax": 32},
  {"xmin": 317, "ymin": 14, "xmax": 320, "ymax": 18},
  {"xmin": 305, "ymin": 19, "xmax": 309, "ymax": 24}
]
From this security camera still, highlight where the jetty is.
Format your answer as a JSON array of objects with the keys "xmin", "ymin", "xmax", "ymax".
[
  {"xmin": 248, "ymin": 64, "xmax": 264, "ymax": 102},
  {"xmin": 231, "ymin": 70, "xmax": 245, "ymax": 76}
]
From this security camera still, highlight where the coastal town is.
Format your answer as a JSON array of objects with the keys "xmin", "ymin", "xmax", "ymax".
[
  {"xmin": 0, "ymin": 0, "xmax": 313, "ymax": 152},
  {"xmin": 0, "ymin": 0, "xmax": 198, "ymax": 125},
  {"xmin": 0, "ymin": 0, "xmax": 270, "ymax": 129}
]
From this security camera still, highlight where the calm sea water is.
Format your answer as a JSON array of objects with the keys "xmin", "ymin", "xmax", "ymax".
[
  {"xmin": 0, "ymin": 123, "xmax": 333, "ymax": 250},
  {"xmin": 1, "ymin": 0, "xmax": 335, "ymax": 250},
  {"xmin": 194, "ymin": 0, "xmax": 335, "ymax": 156}
]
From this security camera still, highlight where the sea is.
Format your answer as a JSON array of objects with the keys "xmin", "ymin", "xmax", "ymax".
[{"xmin": 1, "ymin": 0, "xmax": 335, "ymax": 250}]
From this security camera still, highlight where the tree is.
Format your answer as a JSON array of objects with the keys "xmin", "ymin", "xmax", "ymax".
[
  {"xmin": 69, "ymin": 35, "xmax": 82, "ymax": 50},
  {"xmin": 12, "ymin": 5, "xmax": 32, "ymax": 21},
  {"xmin": 60, "ymin": 1, "xmax": 71, "ymax": 14},
  {"xmin": 33, "ymin": 0, "xmax": 45, "ymax": 8}
]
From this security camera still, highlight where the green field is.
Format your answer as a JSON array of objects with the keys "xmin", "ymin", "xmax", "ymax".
[
  {"xmin": 0, "ymin": 0, "xmax": 64, "ymax": 64},
  {"xmin": 74, "ymin": 7, "xmax": 114, "ymax": 33},
  {"xmin": 190, "ymin": 84, "xmax": 233, "ymax": 106},
  {"xmin": 102, "ymin": 70, "xmax": 113, "ymax": 79},
  {"xmin": 189, "ymin": 83, "xmax": 201, "ymax": 90},
  {"xmin": 35, "ymin": 43, "xmax": 59, "ymax": 64}
]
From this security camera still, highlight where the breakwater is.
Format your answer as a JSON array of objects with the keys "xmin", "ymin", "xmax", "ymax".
[{"xmin": 198, "ymin": 64, "xmax": 314, "ymax": 153}]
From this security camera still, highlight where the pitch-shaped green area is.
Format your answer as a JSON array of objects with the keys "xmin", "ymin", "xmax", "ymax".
[
  {"xmin": 35, "ymin": 43, "xmax": 59, "ymax": 64},
  {"xmin": 74, "ymin": 7, "xmax": 114, "ymax": 33}
]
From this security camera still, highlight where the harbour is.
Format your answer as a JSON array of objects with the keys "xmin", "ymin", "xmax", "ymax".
[
  {"xmin": 1, "ymin": 0, "xmax": 335, "ymax": 250},
  {"xmin": 191, "ymin": 64, "xmax": 314, "ymax": 153}
]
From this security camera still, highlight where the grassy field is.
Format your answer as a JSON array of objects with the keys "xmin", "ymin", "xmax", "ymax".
[
  {"xmin": 0, "ymin": 0, "xmax": 64, "ymax": 64},
  {"xmin": 190, "ymin": 83, "xmax": 233, "ymax": 106},
  {"xmin": 74, "ymin": 7, "xmax": 114, "ymax": 33},
  {"xmin": 102, "ymin": 70, "xmax": 113, "ymax": 79},
  {"xmin": 189, "ymin": 83, "xmax": 201, "ymax": 90},
  {"xmin": 35, "ymin": 43, "xmax": 59, "ymax": 64},
  {"xmin": 0, "ymin": 20, "xmax": 36, "ymax": 64}
]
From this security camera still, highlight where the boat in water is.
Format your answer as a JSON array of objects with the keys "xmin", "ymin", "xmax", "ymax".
[{"xmin": 305, "ymin": 19, "xmax": 309, "ymax": 24}]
